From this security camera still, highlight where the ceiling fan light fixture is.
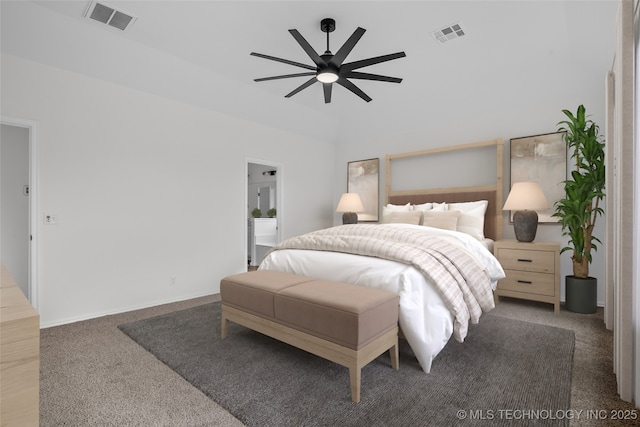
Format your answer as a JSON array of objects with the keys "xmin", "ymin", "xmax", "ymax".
[{"xmin": 316, "ymin": 71, "xmax": 339, "ymax": 83}]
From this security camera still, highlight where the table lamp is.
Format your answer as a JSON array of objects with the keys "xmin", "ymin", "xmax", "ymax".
[
  {"xmin": 503, "ymin": 181, "xmax": 549, "ymax": 242},
  {"xmin": 336, "ymin": 193, "xmax": 364, "ymax": 224}
]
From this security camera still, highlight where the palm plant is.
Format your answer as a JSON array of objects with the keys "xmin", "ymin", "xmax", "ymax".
[{"xmin": 552, "ymin": 105, "xmax": 605, "ymax": 278}]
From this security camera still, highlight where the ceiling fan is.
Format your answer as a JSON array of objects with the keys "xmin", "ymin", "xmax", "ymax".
[{"xmin": 251, "ymin": 18, "xmax": 406, "ymax": 103}]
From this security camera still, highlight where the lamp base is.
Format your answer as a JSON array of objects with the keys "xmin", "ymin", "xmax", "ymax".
[
  {"xmin": 342, "ymin": 212, "xmax": 358, "ymax": 225},
  {"xmin": 513, "ymin": 210, "xmax": 538, "ymax": 242}
]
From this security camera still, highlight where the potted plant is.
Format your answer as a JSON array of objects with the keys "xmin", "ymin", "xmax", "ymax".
[
  {"xmin": 267, "ymin": 208, "xmax": 277, "ymax": 218},
  {"xmin": 251, "ymin": 208, "xmax": 262, "ymax": 218},
  {"xmin": 552, "ymin": 105, "xmax": 605, "ymax": 313}
]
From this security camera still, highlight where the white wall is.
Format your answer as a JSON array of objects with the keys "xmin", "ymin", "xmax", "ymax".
[
  {"xmin": 1, "ymin": 124, "xmax": 30, "ymax": 297},
  {"xmin": 1, "ymin": 54, "xmax": 336, "ymax": 327},
  {"xmin": 334, "ymin": 78, "xmax": 609, "ymax": 306}
]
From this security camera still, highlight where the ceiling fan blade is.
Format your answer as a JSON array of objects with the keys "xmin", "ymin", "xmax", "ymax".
[
  {"xmin": 342, "ymin": 52, "xmax": 407, "ymax": 72},
  {"xmin": 255, "ymin": 72, "xmax": 316, "ymax": 82},
  {"xmin": 250, "ymin": 52, "xmax": 316, "ymax": 71},
  {"xmin": 329, "ymin": 27, "xmax": 366, "ymax": 68},
  {"xmin": 336, "ymin": 78, "xmax": 372, "ymax": 102},
  {"xmin": 323, "ymin": 83, "xmax": 332, "ymax": 104},
  {"xmin": 343, "ymin": 71, "xmax": 403, "ymax": 83},
  {"xmin": 285, "ymin": 77, "xmax": 317, "ymax": 98},
  {"xmin": 288, "ymin": 29, "xmax": 324, "ymax": 66}
]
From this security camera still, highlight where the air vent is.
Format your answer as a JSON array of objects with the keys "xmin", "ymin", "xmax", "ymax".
[
  {"xmin": 84, "ymin": 1, "xmax": 136, "ymax": 31},
  {"xmin": 431, "ymin": 22, "xmax": 466, "ymax": 44}
]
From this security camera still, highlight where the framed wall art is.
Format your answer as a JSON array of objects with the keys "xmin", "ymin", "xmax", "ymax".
[
  {"xmin": 347, "ymin": 158, "xmax": 379, "ymax": 222},
  {"xmin": 509, "ymin": 132, "xmax": 567, "ymax": 223}
]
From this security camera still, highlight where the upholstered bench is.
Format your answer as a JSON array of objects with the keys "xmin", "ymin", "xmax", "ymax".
[{"xmin": 220, "ymin": 270, "xmax": 399, "ymax": 403}]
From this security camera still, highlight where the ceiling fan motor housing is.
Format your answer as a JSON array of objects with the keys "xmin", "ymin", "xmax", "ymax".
[{"xmin": 319, "ymin": 54, "xmax": 338, "ymax": 72}]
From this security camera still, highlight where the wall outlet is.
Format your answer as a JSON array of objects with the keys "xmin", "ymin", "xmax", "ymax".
[
  {"xmin": 44, "ymin": 213, "xmax": 57, "ymax": 225},
  {"xmin": 170, "ymin": 275, "xmax": 177, "ymax": 286}
]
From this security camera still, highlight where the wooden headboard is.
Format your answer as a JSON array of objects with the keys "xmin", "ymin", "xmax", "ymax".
[{"xmin": 385, "ymin": 138, "xmax": 504, "ymax": 241}]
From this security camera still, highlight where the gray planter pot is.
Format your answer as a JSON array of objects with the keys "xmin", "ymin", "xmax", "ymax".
[{"xmin": 565, "ymin": 276, "xmax": 597, "ymax": 314}]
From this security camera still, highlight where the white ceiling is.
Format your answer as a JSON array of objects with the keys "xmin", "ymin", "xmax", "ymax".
[{"xmin": 1, "ymin": 1, "xmax": 619, "ymax": 143}]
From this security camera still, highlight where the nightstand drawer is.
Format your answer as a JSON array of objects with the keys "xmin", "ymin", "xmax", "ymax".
[
  {"xmin": 498, "ymin": 270, "xmax": 555, "ymax": 297},
  {"xmin": 495, "ymin": 248, "xmax": 555, "ymax": 274}
]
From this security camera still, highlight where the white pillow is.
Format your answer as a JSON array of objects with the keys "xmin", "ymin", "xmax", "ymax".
[
  {"xmin": 381, "ymin": 210, "xmax": 423, "ymax": 225},
  {"xmin": 384, "ymin": 203, "xmax": 412, "ymax": 211},
  {"xmin": 422, "ymin": 210, "xmax": 461, "ymax": 231},
  {"xmin": 382, "ymin": 203, "xmax": 412, "ymax": 221},
  {"xmin": 413, "ymin": 202, "xmax": 433, "ymax": 212},
  {"xmin": 431, "ymin": 202, "xmax": 448, "ymax": 211},
  {"xmin": 448, "ymin": 200, "xmax": 488, "ymax": 240}
]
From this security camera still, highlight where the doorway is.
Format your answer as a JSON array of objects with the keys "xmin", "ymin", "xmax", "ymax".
[
  {"xmin": 0, "ymin": 117, "xmax": 39, "ymax": 309},
  {"xmin": 246, "ymin": 159, "xmax": 282, "ymax": 270}
]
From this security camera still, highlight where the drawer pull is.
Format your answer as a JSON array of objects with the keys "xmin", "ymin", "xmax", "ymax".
[
  {"xmin": 517, "ymin": 280, "xmax": 533, "ymax": 284},
  {"xmin": 517, "ymin": 258, "xmax": 533, "ymax": 263}
]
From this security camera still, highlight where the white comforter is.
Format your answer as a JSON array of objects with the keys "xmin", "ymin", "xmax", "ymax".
[{"xmin": 259, "ymin": 223, "xmax": 505, "ymax": 373}]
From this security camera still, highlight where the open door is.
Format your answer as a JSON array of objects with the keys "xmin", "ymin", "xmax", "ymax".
[
  {"xmin": 246, "ymin": 159, "xmax": 282, "ymax": 270},
  {"xmin": 1, "ymin": 116, "xmax": 39, "ymax": 309}
]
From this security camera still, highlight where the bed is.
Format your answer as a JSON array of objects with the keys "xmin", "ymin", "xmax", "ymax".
[{"xmin": 260, "ymin": 138, "xmax": 506, "ymax": 373}]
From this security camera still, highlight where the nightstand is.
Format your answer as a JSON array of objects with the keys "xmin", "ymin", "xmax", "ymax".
[{"xmin": 493, "ymin": 240, "xmax": 560, "ymax": 313}]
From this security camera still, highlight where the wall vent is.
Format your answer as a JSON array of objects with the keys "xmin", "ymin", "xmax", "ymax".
[
  {"xmin": 431, "ymin": 22, "xmax": 466, "ymax": 44},
  {"xmin": 84, "ymin": 1, "xmax": 137, "ymax": 31}
]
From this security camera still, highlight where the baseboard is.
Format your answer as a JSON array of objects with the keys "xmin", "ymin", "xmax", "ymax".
[{"xmin": 40, "ymin": 290, "xmax": 218, "ymax": 329}]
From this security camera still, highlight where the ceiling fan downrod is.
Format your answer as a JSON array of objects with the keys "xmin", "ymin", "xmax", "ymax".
[{"xmin": 321, "ymin": 18, "xmax": 335, "ymax": 55}]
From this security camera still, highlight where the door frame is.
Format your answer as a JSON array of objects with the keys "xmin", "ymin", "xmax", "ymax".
[
  {"xmin": 1, "ymin": 116, "xmax": 39, "ymax": 310},
  {"xmin": 245, "ymin": 157, "xmax": 282, "ymax": 269}
]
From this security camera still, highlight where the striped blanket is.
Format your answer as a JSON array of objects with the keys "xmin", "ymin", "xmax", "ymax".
[{"xmin": 269, "ymin": 224, "xmax": 495, "ymax": 342}]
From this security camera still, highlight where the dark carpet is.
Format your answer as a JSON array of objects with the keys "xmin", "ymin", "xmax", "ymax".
[{"xmin": 118, "ymin": 302, "xmax": 574, "ymax": 426}]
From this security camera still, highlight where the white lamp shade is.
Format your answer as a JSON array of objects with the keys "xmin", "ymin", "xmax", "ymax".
[
  {"xmin": 336, "ymin": 193, "xmax": 365, "ymax": 213},
  {"xmin": 503, "ymin": 181, "xmax": 550, "ymax": 211}
]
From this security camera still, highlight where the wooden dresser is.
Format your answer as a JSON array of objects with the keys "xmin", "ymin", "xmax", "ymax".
[
  {"xmin": 1, "ymin": 264, "xmax": 39, "ymax": 426},
  {"xmin": 493, "ymin": 240, "xmax": 561, "ymax": 313}
]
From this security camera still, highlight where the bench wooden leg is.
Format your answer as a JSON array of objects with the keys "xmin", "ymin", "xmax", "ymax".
[
  {"xmin": 220, "ymin": 313, "xmax": 228, "ymax": 340},
  {"xmin": 389, "ymin": 343, "xmax": 399, "ymax": 370},
  {"xmin": 349, "ymin": 366, "xmax": 361, "ymax": 403}
]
